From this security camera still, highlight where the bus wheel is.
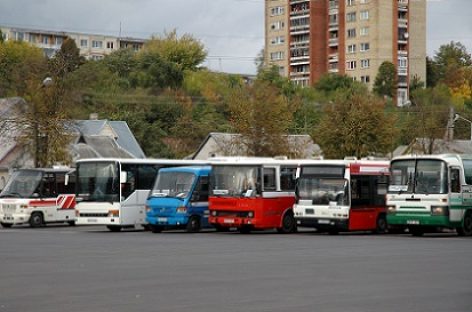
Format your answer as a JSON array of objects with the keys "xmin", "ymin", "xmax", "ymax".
[
  {"xmin": 106, "ymin": 225, "xmax": 122, "ymax": 232},
  {"xmin": 0, "ymin": 222, "xmax": 12, "ymax": 228},
  {"xmin": 67, "ymin": 221, "xmax": 76, "ymax": 226},
  {"xmin": 374, "ymin": 215, "xmax": 387, "ymax": 234},
  {"xmin": 277, "ymin": 213, "xmax": 296, "ymax": 234},
  {"xmin": 410, "ymin": 227, "xmax": 424, "ymax": 237},
  {"xmin": 215, "ymin": 225, "xmax": 229, "ymax": 232},
  {"xmin": 186, "ymin": 216, "xmax": 201, "ymax": 233},
  {"xmin": 150, "ymin": 225, "xmax": 162, "ymax": 233},
  {"xmin": 29, "ymin": 212, "xmax": 44, "ymax": 228},
  {"xmin": 239, "ymin": 226, "xmax": 251, "ymax": 234},
  {"xmin": 457, "ymin": 212, "xmax": 472, "ymax": 236}
]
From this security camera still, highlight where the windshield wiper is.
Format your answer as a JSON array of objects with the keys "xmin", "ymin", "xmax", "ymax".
[{"xmin": 0, "ymin": 192, "xmax": 22, "ymax": 198}]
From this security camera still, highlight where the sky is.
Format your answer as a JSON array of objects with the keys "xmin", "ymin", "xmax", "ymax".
[{"xmin": 0, "ymin": 0, "xmax": 471, "ymax": 75}]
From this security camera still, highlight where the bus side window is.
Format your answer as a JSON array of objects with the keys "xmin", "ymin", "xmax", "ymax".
[
  {"xmin": 280, "ymin": 166, "xmax": 297, "ymax": 191},
  {"xmin": 193, "ymin": 176, "xmax": 209, "ymax": 202},
  {"xmin": 450, "ymin": 169, "xmax": 461, "ymax": 193},
  {"xmin": 263, "ymin": 168, "xmax": 276, "ymax": 191},
  {"xmin": 42, "ymin": 173, "xmax": 57, "ymax": 197},
  {"xmin": 121, "ymin": 164, "xmax": 136, "ymax": 199}
]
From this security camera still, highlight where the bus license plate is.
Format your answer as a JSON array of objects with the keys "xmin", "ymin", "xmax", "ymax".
[
  {"xmin": 87, "ymin": 218, "xmax": 97, "ymax": 223},
  {"xmin": 223, "ymin": 218, "xmax": 234, "ymax": 224},
  {"xmin": 158, "ymin": 217, "xmax": 167, "ymax": 222},
  {"xmin": 318, "ymin": 220, "xmax": 330, "ymax": 224},
  {"xmin": 407, "ymin": 220, "xmax": 420, "ymax": 225}
]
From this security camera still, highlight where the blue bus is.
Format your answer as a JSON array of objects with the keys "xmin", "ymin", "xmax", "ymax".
[{"xmin": 145, "ymin": 166, "xmax": 211, "ymax": 233}]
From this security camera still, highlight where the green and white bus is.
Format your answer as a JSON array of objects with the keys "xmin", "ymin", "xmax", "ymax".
[{"xmin": 387, "ymin": 154, "xmax": 472, "ymax": 236}]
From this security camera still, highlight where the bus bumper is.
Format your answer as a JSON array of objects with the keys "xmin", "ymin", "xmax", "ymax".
[
  {"xmin": 0, "ymin": 212, "xmax": 30, "ymax": 225},
  {"xmin": 295, "ymin": 217, "xmax": 349, "ymax": 231},
  {"xmin": 147, "ymin": 215, "xmax": 188, "ymax": 228},
  {"xmin": 209, "ymin": 216, "xmax": 256, "ymax": 229},
  {"xmin": 387, "ymin": 214, "xmax": 452, "ymax": 227}
]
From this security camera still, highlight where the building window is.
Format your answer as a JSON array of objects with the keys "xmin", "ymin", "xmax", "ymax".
[
  {"xmin": 41, "ymin": 36, "xmax": 49, "ymax": 44},
  {"xmin": 361, "ymin": 59, "xmax": 370, "ymax": 68},
  {"xmin": 55, "ymin": 37, "xmax": 63, "ymax": 46},
  {"xmin": 271, "ymin": 6, "xmax": 285, "ymax": 16},
  {"xmin": 270, "ymin": 21, "xmax": 285, "ymax": 31},
  {"xmin": 398, "ymin": 58, "xmax": 408, "ymax": 68},
  {"xmin": 360, "ymin": 27, "xmax": 369, "ymax": 36},
  {"xmin": 360, "ymin": 0, "xmax": 368, "ymax": 3},
  {"xmin": 347, "ymin": 44, "xmax": 356, "ymax": 54},
  {"xmin": 107, "ymin": 41, "xmax": 114, "ymax": 49},
  {"xmin": 92, "ymin": 40, "xmax": 103, "ymax": 48},
  {"xmin": 347, "ymin": 0, "xmax": 355, "ymax": 6},
  {"xmin": 360, "ymin": 42, "xmax": 370, "ymax": 52},
  {"xmin": 360, "ymin": 10, "xmax": 369, "ymax": 20},
  {"xmin": 270, "ymin": 51, "xmax": 284, "ymax": 61},
  {"xmin": 29, "ymin": 34, "xmax": 37, "ymax": 43},
  {"xmin": 16, "ymin": 32, "xmax": 25, "ymax": 41},
  {"xmin": 80, "ymin": 39, "xmax": 88, "ymax": 47},
  {"xmin": 347, "ymin": 12, "xmax": 356, "ymax": 22},
  {"xmin": 346, "ymin": 61, "xmax": 357, "ymax": 70},
  {"xmin": 347, "ymin": 28, "xmax": 356, "ymax": 38},
  {"xmin": 271, "ymin": 36, "xmax": 285, "ymax": 45},
  {"xmin": 361, "ymin": 76, "xmax": 370, "ymax": 83}
]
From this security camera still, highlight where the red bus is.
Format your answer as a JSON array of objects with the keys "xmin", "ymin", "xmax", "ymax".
[
  {"xmin": 293, "ymin": 159, "xmax": 390, "ymax": 234},
  {"xmin": 209, "ymin": 158, "xmax": 298, "ymax": 233}
]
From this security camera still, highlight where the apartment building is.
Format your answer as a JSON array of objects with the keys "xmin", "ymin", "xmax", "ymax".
[
  {"xmin": 0, "ymin": 26, "xmax": 145, "ymax": 60},
  {"xmin": 264, "ymin": 0, "xmax": 426, "ymax": 106},
  {"xmin": 265, "ymin": 0, "xmax": 289, "ymax": 77}
]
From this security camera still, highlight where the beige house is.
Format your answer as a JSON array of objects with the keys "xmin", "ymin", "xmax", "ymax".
[
  {"xmin": 0, "ymin": 26, "xmax": 145, "ymax": 60},
  {"xmin": 191, "ymin": 132, "xmax": 321, "ymax": 160}
]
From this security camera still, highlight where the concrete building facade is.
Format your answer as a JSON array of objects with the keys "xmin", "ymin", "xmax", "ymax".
[
  {"xmin": 0, "ymin": 26, "xmax": 145, "ymax": 60},
  {"xmin": 264, "ymin": 0, "xmax": 427, "ymax": 106}
]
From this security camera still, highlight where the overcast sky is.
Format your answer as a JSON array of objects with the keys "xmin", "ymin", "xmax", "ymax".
[{"xmin": 0, "ymin": 0, "xmax": 471, "ymax": 74}]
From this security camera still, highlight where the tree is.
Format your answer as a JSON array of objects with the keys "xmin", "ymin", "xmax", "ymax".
[
  {"xmin": 434, "ymin": 41, "xmax": 472, "ymax": 80},
  {"xmin": 314, "ymin": 73, "xmax": 355, "ymax": 94},
  {"xmin": 227, "ymin": 80, "xmax": 294, "ymax": 157},
  {"xmin": 255, "ymin": 48, "xmax": 265, "ymax": 74},
  {"xmin": 373, "ymin": 61, "xmax": 397, "ymax": 98},
  {"xmin": 315, "ymin": 85, "xmax": 398, "ymax": 158},
  {"xmin": 0, "ymin": 29, "xmax": 4, "ymax": 43},
  {"xmin": 143, "ymin": 30, "xmax": 207, "ymax": 71},
  {"xmin": 50, "ymin": 37, "xmax": 84, "ymax": 78}
]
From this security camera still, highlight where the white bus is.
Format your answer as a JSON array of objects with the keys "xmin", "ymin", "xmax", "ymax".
[
  {"xmin": 387, "ymin": 154, "xmax": 472, "ymax": 236},
  {"xmin": 74, "ymin": 158, "xmax": 207, "ymax": 231},
  {"xmin": 0, "ymin": 168, "xmax": 76, "ymax": 228}
]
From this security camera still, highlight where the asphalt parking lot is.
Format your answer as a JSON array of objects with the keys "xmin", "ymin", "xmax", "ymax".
[{"xmin": 0, "ymin": 225, "xmax": 471, "ymax": 312}]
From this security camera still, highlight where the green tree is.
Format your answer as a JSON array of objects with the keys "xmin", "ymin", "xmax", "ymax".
[
  {"xmin": 144, "ymin": 30, "xmax": 207, "ymax": 71},
  {"xmin": 314, "ymin": 73, "xmax": 355, "ymax": 95},
  {"xmin": 50, "ymin": 37, "xmax": 84, "ymax": 78},
  {"xmin": 0, "ymin": 29, "xmax": 4, "ymax": 43},
  {"xmin": 227, "ymin": 81, "xmax": 294, "ymax": 157},
  {"xmin": 315, "ymin": 85, "xmax": 398, "ymax": 158},
  {"xmin": 434, "ymin": 41, "xmax": 472, "ymax": 80},
  {"xmin": 373, "ymin": 61, "xmax": 397, "ymax": 98}
]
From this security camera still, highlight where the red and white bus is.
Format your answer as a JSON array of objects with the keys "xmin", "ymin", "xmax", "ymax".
[
  {"xmin": 208, "ymin": 158, "xmax": 298, "ymax": 233},
  {"xmin": 293, "ymin": 159, "xmax": 390, "ymax": 234},
  {"xmin": 0, "ymin": 168, "xmax": 76, "ymax": 228}
]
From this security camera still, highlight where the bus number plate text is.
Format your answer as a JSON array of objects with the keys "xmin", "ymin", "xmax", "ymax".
[{"xmin": 407, "ymin": 220, "xmax": 420, "ymax": 225}]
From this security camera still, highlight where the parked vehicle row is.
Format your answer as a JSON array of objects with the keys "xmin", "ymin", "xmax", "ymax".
[{"xmin": 1, "ymin": 154, "xmax": 472, "ymax": 237}]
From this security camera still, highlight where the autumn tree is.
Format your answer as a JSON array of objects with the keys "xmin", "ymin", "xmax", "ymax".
[
  {"xmin": 373, "ymin": 61, "xmax": 397, "ymax": 98},
  {"xmin": 227, "ymin": 80, "xmax": 294, "ymax": 157},
  {"xmin": 315, "ymin": 84, "xmax": 398, "ymax": 158}
]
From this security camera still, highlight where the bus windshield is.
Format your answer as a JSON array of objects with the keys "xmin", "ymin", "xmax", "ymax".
[
  {"xmin": 297, "ymin": 177, "xmax": 348, "ymax": 205},
  {"xmin": 77, "ymin": 162, "xmax": 119, "ymax": 202},
  {"xmin": 0, "ymin": 170, "xmax": 42, "ymax": 198},
  {"xmin": 210, "ymin": 165, "xmax": 260, "ymax": 197},
  {"xmin": 389, "ymin": 159, "xmax": 448, "ymax": 194},
  {"xmin": 151, "ymin": 172, "xmax": 196, "ymax": 199}
]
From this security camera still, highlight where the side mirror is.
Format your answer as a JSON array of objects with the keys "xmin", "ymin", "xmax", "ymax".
[
  {"xmin": 64, "ymin": 174, "xmax": 69, "ymax": 186},
  {"xmin": 120, "ymin": 172, "xmax": 127, "ymax": 184},
  {"xmin": 32, "ymin": 193, "xmax": 40, "ymax": 198}
]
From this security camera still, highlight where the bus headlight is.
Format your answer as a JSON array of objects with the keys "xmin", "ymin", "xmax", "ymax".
[
  {"xmin": 387, "ymin": 206, "xmax": 396, "ymax": 214},
  {"xmin": 431, "ymin": 206, "xmax": 449, "ymax": 216},
  {"xmin": 176, "ymin": 206, "xmax": 187, "ymax": 214},
  {"xmin": 145, "ymin": 205, "xmax": 151, "ymax": 213},
  {"xmin": 108, "ymin": 210, "xmax": 120, "ymax": 217},
  {"xmin": 211, "ymin": 210, "xmax": 217, "ymax": 217},
  {"xmin": 248, "ymin": 211, "xmax": 254, "ymax": 218}
]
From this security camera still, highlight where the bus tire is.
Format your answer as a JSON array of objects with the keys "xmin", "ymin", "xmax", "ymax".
[
  {"xmin": 374, "ymin": 214, "xmax": 387, "ymax": 234},
  {"xmin": 106, "ymin": 225, "xmax": 122, "ymax": 232},
  {"xmin": 277, "ymin": 212, "xmax": 296, "ymax": 234},
  {"xmin": 457, "ymin": 211, "xmax": 472, "ymax": 236},
  {"xmin": 410, "ymin": 227, "xmax": 424, "ymax": 237},
  {"xmin": 29, "ymin": 212, "xmax": 44, "ymax": 228},
  {"xmin": 150, "ymin": 225, "xmax": 162, "ymax": 233},
  {"xmin": 186, "ymin": 216, "xmax": 201, "ymax": 233},
  {"xmin": 214, "ymin": 225, "xmax": 229, "ymax": 232},
  {"xmin": 68, "ymin": 221, "xmax": 76, "ymax": 226},
  {"xmin": 239, "ymin": 226, "xmax": 251, "ymax": 234},
  {"xmin": 0, "ymin": 222, "xmax": 12, "ymax": 228}
]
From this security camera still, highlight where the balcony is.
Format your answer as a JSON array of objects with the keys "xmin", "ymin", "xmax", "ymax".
[
  {"xmin": 398, "ymin": 49, "xmax": 408, "ymax": 56},
  {"xmin": 398, "ymin": 19, "xmax": 408, "ymax": 28},
  {"xmin": 290, "ymin": 57, "xmax": 310, "ymax": 66},
  {"xmin": 290, "ymin": 0, "xmax": 309, "ymax": 4},
  {"xmin": 328, "ymin": 38, "xmax": 339, "ymax": 47},
  {"xmin": 398, "ymin": 68, "xmax": 408, "ymax": 76}
]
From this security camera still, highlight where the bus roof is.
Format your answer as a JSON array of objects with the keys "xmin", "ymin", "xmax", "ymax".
[
  {"xmin": 210, "ymin": 157, "xmax": 300, "ymax": 166},
  {"xmin": 13, "ymin": 168, "xmax": 73, "ymax": 174},
  {"xmin": 76, "ymin": 158, "xmax": 209, "ymax": 166},
  {"xmin": 158, "ymin": 166, "xmax": 211, "ymax": 175},
  {"xmin": 391, "ymin": 154, "xmax": 472, "ymax": 167}
]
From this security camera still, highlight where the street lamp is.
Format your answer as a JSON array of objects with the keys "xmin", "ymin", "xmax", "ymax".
[
  {"xmin": 454, "ymin": 113, "xmax": 472, "ymax": 141},
  {"xmin": 33, "ymin": 77, "xmax": 53, "ymax": 168}
]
